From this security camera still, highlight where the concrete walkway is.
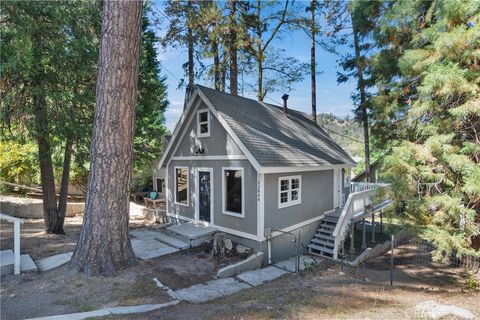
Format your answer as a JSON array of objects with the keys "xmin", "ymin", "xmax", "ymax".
[
  {"xmin": 173, "ymin": 278, "xmax": 252, "ymax": 303},
  {"xmin": 27, "ymin": 254, "xmax": 321, "ymax": 319},
  {"xmin": 170, "ymin": 254, "xmax": 320, "ymax": 303},
  {"xmin": 27, "ymin": 300, "xmax": 180, "ymax": 320},
  {"xmin": 34, "ymin": 229, "xmax": 185, "ymax": 272}
]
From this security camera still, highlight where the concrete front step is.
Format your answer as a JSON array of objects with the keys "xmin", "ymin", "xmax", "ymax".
[
  {"xmin": 165, "ymin": 222, "xmax": 217, "ymax": 247},
  {"xmin": 1, "ymin": 249, "xmax": 37, "ymax": 275},
  {"xmin": 130, "ymin": 228, "xmax": 189, "ymax": 250},
  {"xmin": 131, "ymin": 239, "xmax": 179, "ymax": 260},
  {"xmin": 154, "ymin": 232, "xmax": 190, "ymax": 250}
]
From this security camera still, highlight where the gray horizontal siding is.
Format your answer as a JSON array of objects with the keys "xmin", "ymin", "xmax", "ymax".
[
  {"xmin": 264, "ymin": 170, "xmax": 334, "ymax": 231},
  {"xmin": 174, "ymin": 104, "xmax": 243, "ymax": 157},
  {"xmin": 167, "ymin": 159, "xmax": 257, "ymax": 236}
]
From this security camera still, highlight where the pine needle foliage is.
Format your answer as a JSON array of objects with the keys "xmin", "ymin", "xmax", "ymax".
[{"xmin": 379, "ymin": 0, "xmax": 480, "ymax": 258}]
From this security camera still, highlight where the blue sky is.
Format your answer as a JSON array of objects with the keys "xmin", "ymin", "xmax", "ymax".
[{"xmin": 150, "ymin": 2, "xmax": 356, "ymax": 132}]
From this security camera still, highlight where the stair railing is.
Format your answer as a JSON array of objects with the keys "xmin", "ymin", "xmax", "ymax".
[
  {"xmin": 350, "ymin": 182, "xmax": 389, "ymax": 193},
  {"xmin": 0, "ymin": 213, "xmax": 24, "ymax": 275},
  {"xmin": 332, "ymin": 184, "xmax": 390, "ymax": 259}
]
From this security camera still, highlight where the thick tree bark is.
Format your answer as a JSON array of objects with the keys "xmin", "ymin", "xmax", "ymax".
[
  {"xmin": 310, "ymin": 0, "xmax": 317, "ymax": 124},
  {"xmin": 229, "ymin": 0, "xmax": 238, "ymax": 95},
  {"xmin": 352, "ymin": 20, "xmax": 371, "ymax": 183},
  {"xmin": 187, "ymin": 0, "xmax": 194, "ymax": 91},
  {"xmin": 69, "ymin": 0, "xmax": 143, "ymax": 276},
  {"xmin": 56, "ymin": 138, "xmax": 73, "ymax": 232}
]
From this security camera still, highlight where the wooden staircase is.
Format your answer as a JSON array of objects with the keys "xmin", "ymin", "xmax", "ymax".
[
  {"xmin": 307, "ymin": 182, "xmax": 392, "ymax": 260},
  {"xmin": 307, "ymin": 210, "xmax": 341, "ymax": 258}
]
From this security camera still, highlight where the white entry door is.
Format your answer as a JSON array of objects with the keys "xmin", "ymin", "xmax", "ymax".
[{"xmin": 334, "ymin": 168, "xmax": 343, "ymax": 208}]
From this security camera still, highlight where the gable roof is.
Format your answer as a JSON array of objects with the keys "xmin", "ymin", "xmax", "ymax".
[{"xmin": 196, "ymin": 85, "xmax": 355, "ymax": 168}]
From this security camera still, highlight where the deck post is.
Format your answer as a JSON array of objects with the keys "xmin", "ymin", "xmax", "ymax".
[
  {"xmin": 371, "ymin": 214, "xmax": 376, "ymax": 245},
  {"xmin": 14, "ymin": 221, "xmax": 21, "ymax": 275},
  {"xmin": 349, "ymin": 223, "xmax": 355, "ymax": 254},
  {"xmin": 361, "ymin": 218, "xmax": 367, "ymax": 249}
]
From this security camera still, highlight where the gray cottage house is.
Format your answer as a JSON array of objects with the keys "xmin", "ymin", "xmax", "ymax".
[{"xmin": 154, "ymin": 85, "xmax": 390, "ymax": 263}]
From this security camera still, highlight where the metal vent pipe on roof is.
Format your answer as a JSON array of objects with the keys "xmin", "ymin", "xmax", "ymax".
[{"xmin": 282, "ymin": 94, "xmax": 289, "ymax": 116}]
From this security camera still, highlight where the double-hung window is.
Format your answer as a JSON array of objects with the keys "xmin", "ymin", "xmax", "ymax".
[
  {"xmin": 197, "ymin": 109, "xmax": 210, "ymax": 137},
  {"xmin": 175, "ymin": 167, "xmax": 189, "ymax": 206},
  {"xmin": 222, "ymin": 168, "xmax": 244, "ymax": 217},
  {"xmin": 278, "ymin": 175, "xmax": 301, "ymax": 208}
]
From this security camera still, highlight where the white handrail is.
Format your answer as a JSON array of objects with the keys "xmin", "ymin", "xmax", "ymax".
[
  {"xmin": 332, "ymin": 184, "xmax": 390, "ymax": 259},
  {"xmin": 350, "ymin": 182, "xmax": 389, "ymax": 193},
  {"xmin": 0, "ymin": 213, "xmax": 24, "ymax": 275}
]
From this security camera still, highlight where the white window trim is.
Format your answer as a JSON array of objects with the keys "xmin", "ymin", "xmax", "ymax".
[
  {"xmin": 174, "ymin": 166, "xmax": 189, "ymax": 207},
  {"xmin": 196, "ymin": 109, "xmax": 210, "ymax": 138},
  {"xmin": 222, "ymin": 167, "xmax": 245, "ymax": 218},
  {"xmin": 195, "ymin": 167, "xmax": 214, "ymax": 224},
  {"xmin": 278, "ymin": 175, "xmax": 302, "ymax": 209}
]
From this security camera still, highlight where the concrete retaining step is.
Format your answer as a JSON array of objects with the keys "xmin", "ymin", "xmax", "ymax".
[
  {"xmin": 1, "ymin": 249, "xmax": 37, "ymax": 275},
  {"xmin": 36, "ymin": 252, "xmax": 72, "ymax": 272}
]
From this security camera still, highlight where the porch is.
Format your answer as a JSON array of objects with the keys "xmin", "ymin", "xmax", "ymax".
[{"xmin": 307, "ymin": 182, "xmax": 392, "ymax": 259}]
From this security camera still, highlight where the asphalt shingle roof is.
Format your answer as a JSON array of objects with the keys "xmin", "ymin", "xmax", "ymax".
[{"xmin": 197, "ymin": 85, "xmax": 356, "ymax": 167}]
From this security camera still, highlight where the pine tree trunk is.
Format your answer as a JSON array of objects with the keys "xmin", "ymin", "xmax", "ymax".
[
  {"xmin": 34, "ymin": 98, "xmax": 61, "ymax": 234},
  {"xmin": 352, "ymin": 21, "xmax": 371, "ymax": 183},
  {"xmin": 229, "ymin": 0, "xmax": 238, "ymax": 95},
  {"xmin": 256, "ymin": 0, "xmax": 263, "ymax": 101},
  {"xmin": 32, "ymin": 30, "xmax": 62, "ymax": 234},
  {"xmin": 310, "ymin": 0, "xmax": 317, "ymax": 124},
  {"xmin": 213, "ymin": 39, "xmax": 220, "ymax": 90},
  {"xmin": 221, "ymin": 54, "xmax": 227, "ymax": 92},
  {"xmin": 68, "ymin": 0, "xmax": 143, "ymax": 276},
  {"xmin": 56, "ymin": 138, "xmax": 73, "ymax": 233},
  {"xmin": 187, "ymin": 0, "xmax": 194, "ymax": 91}
]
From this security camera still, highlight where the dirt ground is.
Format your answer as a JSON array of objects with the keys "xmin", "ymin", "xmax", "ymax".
[
  {"xmin": 0, "ymin": 219, "xmax": 248, "ymax": 320},
  {"xmin": 1, "ymin": 219, "xmax": 479, "ymax": 320},
  {"xmin": 98, "ymin": 259, "xmax": 480, "ymax": 320},
  {"xmin": 0, "ymin": 216, "xmax": 146, "ymax": 260}
]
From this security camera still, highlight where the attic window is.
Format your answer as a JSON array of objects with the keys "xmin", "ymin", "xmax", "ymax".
[{"xmin": 197, "ymin": 109, "xmax": 210, "ymax": 138}]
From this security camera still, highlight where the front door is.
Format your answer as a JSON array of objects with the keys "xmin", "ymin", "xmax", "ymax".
[
  {"xmin": 198, "ymin": 171, "xmax": 211, "ymax": 222},
  {"xmin": 334, "ymin": 168, "xmax": 343, "ymax": 208}
]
